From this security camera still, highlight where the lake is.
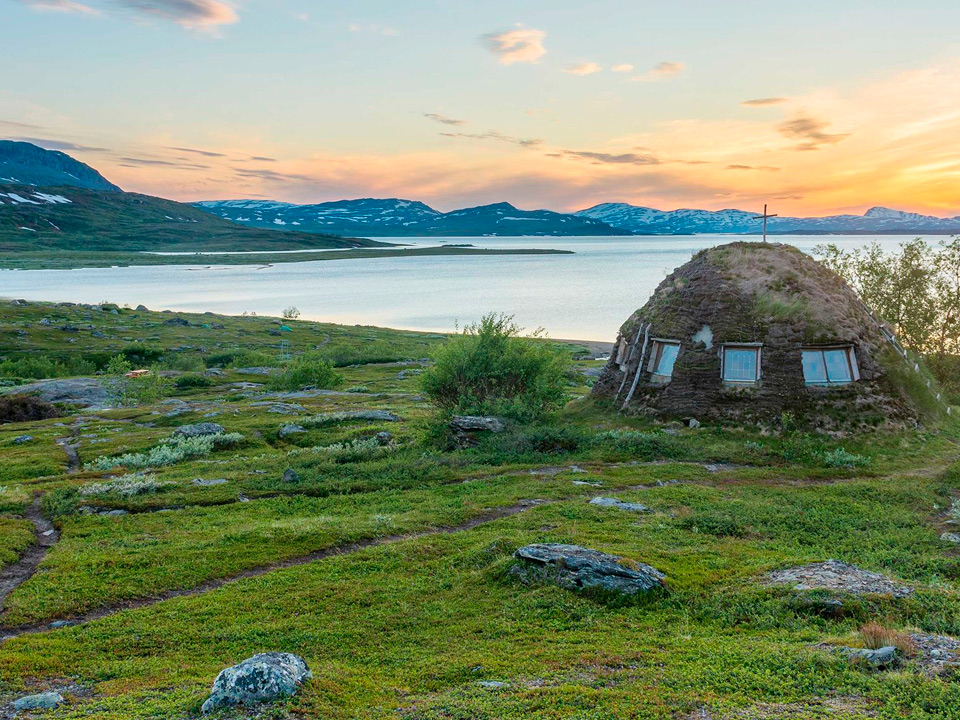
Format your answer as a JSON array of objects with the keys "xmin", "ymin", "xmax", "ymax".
[{"xmin": 0, "ymin": 235, "xmax": 941, "ymax": 341}]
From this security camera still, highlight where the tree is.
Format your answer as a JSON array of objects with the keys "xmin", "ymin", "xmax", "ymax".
[{"xmin": 282, "ymin": 307, "xmax": 301, "ymax": 320}]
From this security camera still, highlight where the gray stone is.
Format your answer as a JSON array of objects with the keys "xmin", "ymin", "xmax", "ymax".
[
  {"xmin": 512, "ymin": 543, "xmax": 665, "ymax": 595},
  {"xmin": 173, "ymin": 422, "xmax": 225, "ymax": 438},
  {"xmin": 941, "ymin": 532, "xmax": 960, "ymax": 544},
  {"xmin": 687, "ymin": 418, "xmax": 701, "ymax": 429},
  {"xmin": 136, "ymin": 304, "xmax": 149, "ymax": 311},
  {"xmin": 766, "ymin": 560, "xmax": 912, "ymax": 598},
  {"xmin": 203, "ymin": 368, "xmax": 225, "ymax": 377},
  {"xmin": 375, "ymin": 431, "xmax": 393, "ymax": 445},
  {"xmin": 450, "ymin": 415, "xmax": 506, "ymax": 433},
  {"xmin": 6, "ymin": 378, "xmax": 110, "ymax": 409},
  {"xmin": 201, "ymin": 652, "xmax": 312, "ymax": 714},
  {"xmin": 839, "ymin": 645, "xmax": 899, "ymax": 669},
  {"xmin": 477, "ymin": 681, "xmax": 508, "ymax": 689},
  {"xmin": 278, "ymin": 424, "xmax": 306, "ymax": 438},
  {"xmin": 589, "ymin": 497, "xmax": 650, "ymax": 513},
  {"xmin": 193, "ymin": 478, "xmax": 228, "ymax": 487},
  {"xmin": 12, "ymin": 692, "xmax": 64, "ymax": 711},
  {"xmin": 12, "ymin": 435, "xmax": 33, "ymax": 445},
  {"xmin": 49, "ymin": 620, "xmax": 76, "ymax": 629},
  {"xmin": 282, "ymin": 469, "xmax": 300, "ymax": 483},
  {"xmin": 163, "ymin": 317, "xmax": 190, "ymax": 326}
]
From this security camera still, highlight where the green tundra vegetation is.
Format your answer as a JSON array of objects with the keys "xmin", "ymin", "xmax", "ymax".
[{"xmin": 0, "ymin": 299, "xmax": 958, "ymax": 719}]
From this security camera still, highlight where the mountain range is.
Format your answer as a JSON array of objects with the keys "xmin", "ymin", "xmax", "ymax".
[
  {"xmin": 0, "ymin": 140, "xmax": 122, "ymax": 192},
  {"xmin": 194, "ymin": 198, "xmax": 623, "ymax": 237}
]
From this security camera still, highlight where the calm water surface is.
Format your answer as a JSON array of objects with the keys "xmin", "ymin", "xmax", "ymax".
[{"xmin": 0, "ymin": 235, "xmax": 940, "ymax": 341}]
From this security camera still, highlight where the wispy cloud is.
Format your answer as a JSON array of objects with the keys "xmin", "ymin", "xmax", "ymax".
[
  {"xmin": 250, "ymin": 156, "xmax": 276, "ymax": 162},
  {"xmin": 166, "ymin": 146, "xmax": 226, "ymax": 157},
  {"xmin": 16, "ymin": 0, "xmax": 98, "ymax": 14},
  {"xmin": 423, "ymin": 112, "xmax": 465, "ymax": 127},
  {"xmin": 12, "ymin": 137, "xmax": 106, "ymax": 152},
  {"xmin": 560, "ymin": 150, "xmax": 661, "ymax": 166},
  {"xmin": 777, "ymin": 114, "xmax": 850, "ymax": 150},
  {"xmin": 742, "ymin": 97, "xmax": 787, "ymax": 107},
  {"xmin": 120, "ymin": 156, "xmax": 208, "ymax": 169},
  {"xmin": 0, "ymin": 119, "xmax": 45, "ymax": 130},
  {"xmin": 114, "ymin": 0, "xmax": 238, "ymax": 32},
  {"xmin": 233, "ymin": 167, "xmax": 317, "ymax": 183},
  {"xmin": 564, "ymin": 62, "xmax": 602, "ymax": 76},
  {"xmin": 611, "ymin": 63, "xmax": 634, "ymax": 73},
  {"xmin": 439, "ymin": 130, "xmax": 542, "ymax": 147},
  {"xmin": 481, "ymin": 28, "xmax": 546, "ymax": 65},
  {"xmin": 632, "ymin": 61, "xmax": 686, "ymax": 82},
  {"xmin": 726, "ymin": 164, "xmax": 781, "ymax": 171},
  {"xmin": 348, "ymin": 23, "xmax": 398, "ymax": 36}
]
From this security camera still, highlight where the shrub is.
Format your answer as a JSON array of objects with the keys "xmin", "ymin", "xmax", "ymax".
[
  {"xmin": 88, "ymin": 432, "xmax": 243, "ymax": 471},
  {"xmin": 0, "ymin": 395, "xmax": 63, "ymax": 424},
  {"xmin": 120, "ymin": 343, "xmax": 164, "ymax": 366},
  {"xmin": 860, "ymin": 621, "xmax": 917, "ymax": 655},
  {"xmin": 175, "ymin": 374, "xmax": 213, "ymax": 390},
  {"xmin": 294, "ymin": 437, "xmax": 388, "ymax": 463},
  {"xmin": 269, "ymin": 354, "xmax": 342, "ymax": 391},
  {"xmin": 592, "ymin": 429, "xmax": 685, "ymax": 460},
  {"xmin": 282, "ymin": 306, "xmax": 301, "ymax": 320},
  {"xmin": 677, "ymin": 513, "xmax": 747, "ymax": 538},
  {"xmin": 78, "ymin": 473, "xmax": 173, "ymax": 497},
  {"xmin": 420, "ymin": 313, "xmax": 569, "ymax": 421},
  {"xmin": 0, "ymin": 354, "xmax": 96, "ymax": 380},
  {"xmin": 820, "ymin": 448, "xmax": 871, "ymax": 468}
]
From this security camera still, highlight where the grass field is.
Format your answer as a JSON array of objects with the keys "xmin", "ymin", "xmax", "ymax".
[{"xmin": 0, "ymin": 300, "xmax": 959, "ymax": 718}]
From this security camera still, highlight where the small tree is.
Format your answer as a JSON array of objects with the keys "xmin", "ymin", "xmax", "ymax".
[
  {"xmin": 421, "ymin": 313, "xmax": 570, "ymax": 422},
  {"xmin": 282, "ymin": 306, "xmax": 301, "ymax": 320}
]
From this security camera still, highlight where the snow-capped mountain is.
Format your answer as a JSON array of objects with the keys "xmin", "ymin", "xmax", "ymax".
[
  {"xmin": 194, "ymin": 198, "xmax": 623, "ymax": 236},
  {"xmin": 0, "ymin": 140, "xmax": 121, "ymax": 192},
  {"xmin": 577, "ymin": 203, "xmax": 960, "ymax": 235}
]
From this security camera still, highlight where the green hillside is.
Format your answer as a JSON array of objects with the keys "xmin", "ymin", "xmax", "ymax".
[{"xmin": 0, "ymin": 183, "xmax": 382, "ymax": 252}]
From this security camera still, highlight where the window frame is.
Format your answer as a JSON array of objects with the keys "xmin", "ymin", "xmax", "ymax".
[
  {"xmin": 801, "ymin": 345, "xmax": 860, "ymax": 386},
  {"xmin": 647, "ymin": 338, "xmax": 681, "ymax": 381},
  {"xmin": 721, "ymin": 343, "xmax": 763, "ymax": 385}
]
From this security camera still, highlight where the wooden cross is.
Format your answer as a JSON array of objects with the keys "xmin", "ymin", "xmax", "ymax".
[{"xmin": 752, "ymin": 203, "xmax": 778, "ymax": 243}]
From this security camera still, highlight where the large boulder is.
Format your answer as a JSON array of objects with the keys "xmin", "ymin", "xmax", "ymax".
[
  {"xmin": 766, "ymin": 559, "xmax": 912, "ymax": 598},
  {"xmin": 201, "ymin": 653, "xmax": 312, "ymax": 714},
  {"xmin": 5, "ymin": 378, "xmax": 109, "ymax": 410},
  {"xmin": 173, "ymin": 422, "xmax": 225, "ymax": 438},
  {"xmin": 512, "ymin": 543, "xmax": 665, "ymax": 595},
  {"xmin": 13, "ymin": 692, "xmax": 65, "ymax": 711},
  {"xmin": 450, "ymin": 415, "xmax": 505, "ymax": 432},
  {"xmin": 589, "ymin": 497, "xmax": 650, "ymax": 513}
]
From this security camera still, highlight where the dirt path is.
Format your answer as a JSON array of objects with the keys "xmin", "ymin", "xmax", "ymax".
[
  {"xmin": 0, "ymin": 499, "xmax": 547, "ymax": 641},
  {"xmin": 55, "ymin": 421, "xmax": 82, "ymax": 474},
  {"xmin": 0, "ymin": 495, "xmax": 59, "ymax": 611}
]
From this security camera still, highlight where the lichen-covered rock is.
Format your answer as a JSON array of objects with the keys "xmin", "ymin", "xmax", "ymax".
[
  {"xmin": 278, "ymin": 424, "xmax": 306, "ymax": 438},
  {"xmin": 173, "ymin": 422, "xmax": 225, "ymax": 438},
  {"xmin": 589, "ymin": 497, "xmax": 650, "ymax": 513},
  {"xmin": 766, "ymin": 559, "xmax": 912, "ymax": 598},
  {"xmin": 512, "ymin": 543, "xmax": 665, "ymax": 595},
  {"xmin": 450, "ymin": 416, "xmax": 506, "ymax": 433},
  {"xmin": 201, "ymin": 652, "xmax": 312, "ymax": 714},
  {"xmin": 13, "ymin": 691, "xmax": 64, "ymax": 710},
  {"xmin": 839, "ymin": 645, "xmax": 899, "ymax": 669}
]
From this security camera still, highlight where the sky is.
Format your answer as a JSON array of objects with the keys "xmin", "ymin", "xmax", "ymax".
[{"xmin": 3, "ymin": 0, "xmax": 960, "ymax": 216}]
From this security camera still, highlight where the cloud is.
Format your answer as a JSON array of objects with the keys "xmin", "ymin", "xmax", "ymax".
[
  {"xmin": 560, "ymin": 150, "xmax": 661, "ymax": 166},
  {"xmin": 233, "ymin": 167, "xmax": 316, "ymax": 183},
  {"xmin": 17, "ymin": 0, "xmax": 98, "ymax": 14},
  {"xmin": 611, "ymin": 64, "xmax": 634, "ymax": 73},
  {"xmin": 777, "ymin": 114, "xmax": 850, "ymax": 150},
  {"xmin": 348, "ymin": 23, "xmax": 398, "ymax": 36},
  {"xmin": 120, "ymin": 156, "xmax": 208, "ymax": 169},
  {"xmin": 0, "ymin": 119, "xmax": 44, "ymax": 130},
  {"xmin": 481, "ymin": 28, "xmax": 546, "ymax": 65},
  {"xmin": 423, "ymin": 112, "xmax": 465, "ymax": 127},
  {"xmin": 166, "ymin": 146, "xmax": 226, "ymax": 157},
  {"xmin": 12, "ymin": 137, "xmax": 107, "ymax": 152},
  {"xmin": 114, "ymin": 0, "xmax": 238, "ymax": 31},
  {"xmin": 726, "ymin": 164, "xmax": 781, "ymax": 171},
  {"xmin": 439, "ymin": 130, "xmax": 542, "ymax": 148},
  {"xmin": 632, "ymin": 61, "xmax": 686, "ymax": 82},
  {"xmin": 250, "ymin": 156, "xmax": 276, "ymax": 162},
  {"xmin": 742, "ymin": 97, "xmax": 787, "ymax": 107},
  {"xmin": 564, "ymin": 62, "xmax": 602, "ymax": 76}
]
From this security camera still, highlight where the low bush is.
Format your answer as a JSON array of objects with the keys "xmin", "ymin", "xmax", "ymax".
[
  {"xmin": 293, "ymin": 437, "xmax": 389, "ymax": 463},
  {"xmin": 0, "ymin": 394, "xmax": 63, "ymax": 424},
  {"xmin": 591, "ymin": 429, "xmax": 686, "ymax": 460},
  {"xmin": 860, "ymin": 621, "xmax": 917, "ymax": 655},
  {"xmin": 78, "ymin": 473, "xmax": 173, "ymax": 497},
  {"xmin": 175, "ymin": 374, "xmax": 213, "ymax": 390},
  {"xmin": 819, "ymin": 447, "xmax": 871, "ymax": 468},
  {"xmin": 0, "ymin": 354, "xmax": 96, "ymax": 380},
  {"xmin": 269, "ymin": 354, "xmax": 342, "ymax": 391},
  {"xmin": 420, "ymin": 313, "xmax": 569, "ymax": 422},
  {"xmin": 88, "ymin": 432, "xmax": 243, "ymax": 471}
]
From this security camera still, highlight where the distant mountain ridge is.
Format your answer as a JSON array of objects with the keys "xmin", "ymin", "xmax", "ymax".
[
  {"xmin": 0, "ymin": 140, "xmax": 122, "ymax": 192},
  {"xmin": 194, "ymin": 198, "xmax": 624, "ymax": 236},
  {"xmin": 576, "ymin": 202, "xmax": 960, "ymax": 235}
]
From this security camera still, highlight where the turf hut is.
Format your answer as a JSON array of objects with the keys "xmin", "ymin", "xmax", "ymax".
[{"xmin": 592, "ymin": 242, "xmax": 944, "ymax": 430}]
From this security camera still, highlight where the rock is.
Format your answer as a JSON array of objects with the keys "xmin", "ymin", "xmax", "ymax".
[
  {"xmin": 265, "ymin": 402, "xmax": 307, "ymax": 414},
  {"xmin": 477, "ymin": 680, "xmax": 508, "ymax": 689},
  {"xmin": 173, "ymin": 422, "xmax": 225, "ymax": 438},
  {"xmin": 39, "ymin": 317, "xmax": 51, "ymax": 326},
  {"xmin": 210, "ymin": 323, "xmax": 225, "ymax": 330},
  {"xmin": 12, "ymin": 692, "xmax": 65, "ymax": 711},
  {"xmin": 7, "ymin": 378, "xmax": 110, "ymax": 409},
  {"xmin": 910, "ymin": 632, "xmax": 960, "ymax": 674},
  {"xmin": 766, "ymin": 560, "xmax": 913, "ymax": 598},
  {"xmin": 282, "ymin": 469, "xmax": 300, "ymax": 483},
  {"xmin": 941, "ymin": 532, "xmax": 960, "ymax": 543},
  {"xmin": 192, "ymin": 478, "xmax": 228, "ymax": 487},
  {"xmin": 201, "ymin": 652, "xmax": 312, "ymax": 714},
  {"xmin": 49, "ymin": 620, "xmax": 77, "ymax": 629},
  {"xmin": 839, "ymin": 645, "xmax": 899, "ymax": 669},
  {"xmin": 512, "ymin": 543, "xmax": 665, "ymax": 595},
  {"xmin": 589, "ymin": 497, "xmax": 650, "ymax": 513},
  {"xmin": 236, "ymin": 367, "xmax": 276, "ymax": 376},
  {"xmin": 687, "ymin": 418, "xmax": 701, "ymax": 429},
  {"xmin": 203, "ymin": 368, "xmax": 225, "ymax": 377},
  {"xmin": 573, "ymin": 480, "xmax": 603, "ymax": 487},
  {"xmin": 99, "ymin": 509, "xmax": 128, "ymax": 516},
  {"xmin": 450, "ymin": 416, "xmax": 506, "ymax": 433},
  {"xmin": 375, "ymin": 431, "xmax": 393, "ymax": 445},
  {"xmin": 163, "ymin": 317, "xmax": 190, "ymax": 326},
  {"xmin": 278, "ymin": 424, "xmax": 306, "ymax": 438},
  {"xmin": 12, "ymin": 435, "xmax": 33, "ymax": 444},
  {"xmin": 136, "ymin": 304, "xmax": 149, "ymax": 311}
]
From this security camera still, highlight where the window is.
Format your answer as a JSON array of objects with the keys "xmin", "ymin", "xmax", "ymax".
[
  {"xmin": 802, "ymin": 346, "xmax": 858, "ymax": 385},
  {"xmin": 648, "ymin": 340, "xmax": 680, "ymax": 380},
  {"xmin": 722, "ymin": 344, "xmax": 761, "ymax": 384}
]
